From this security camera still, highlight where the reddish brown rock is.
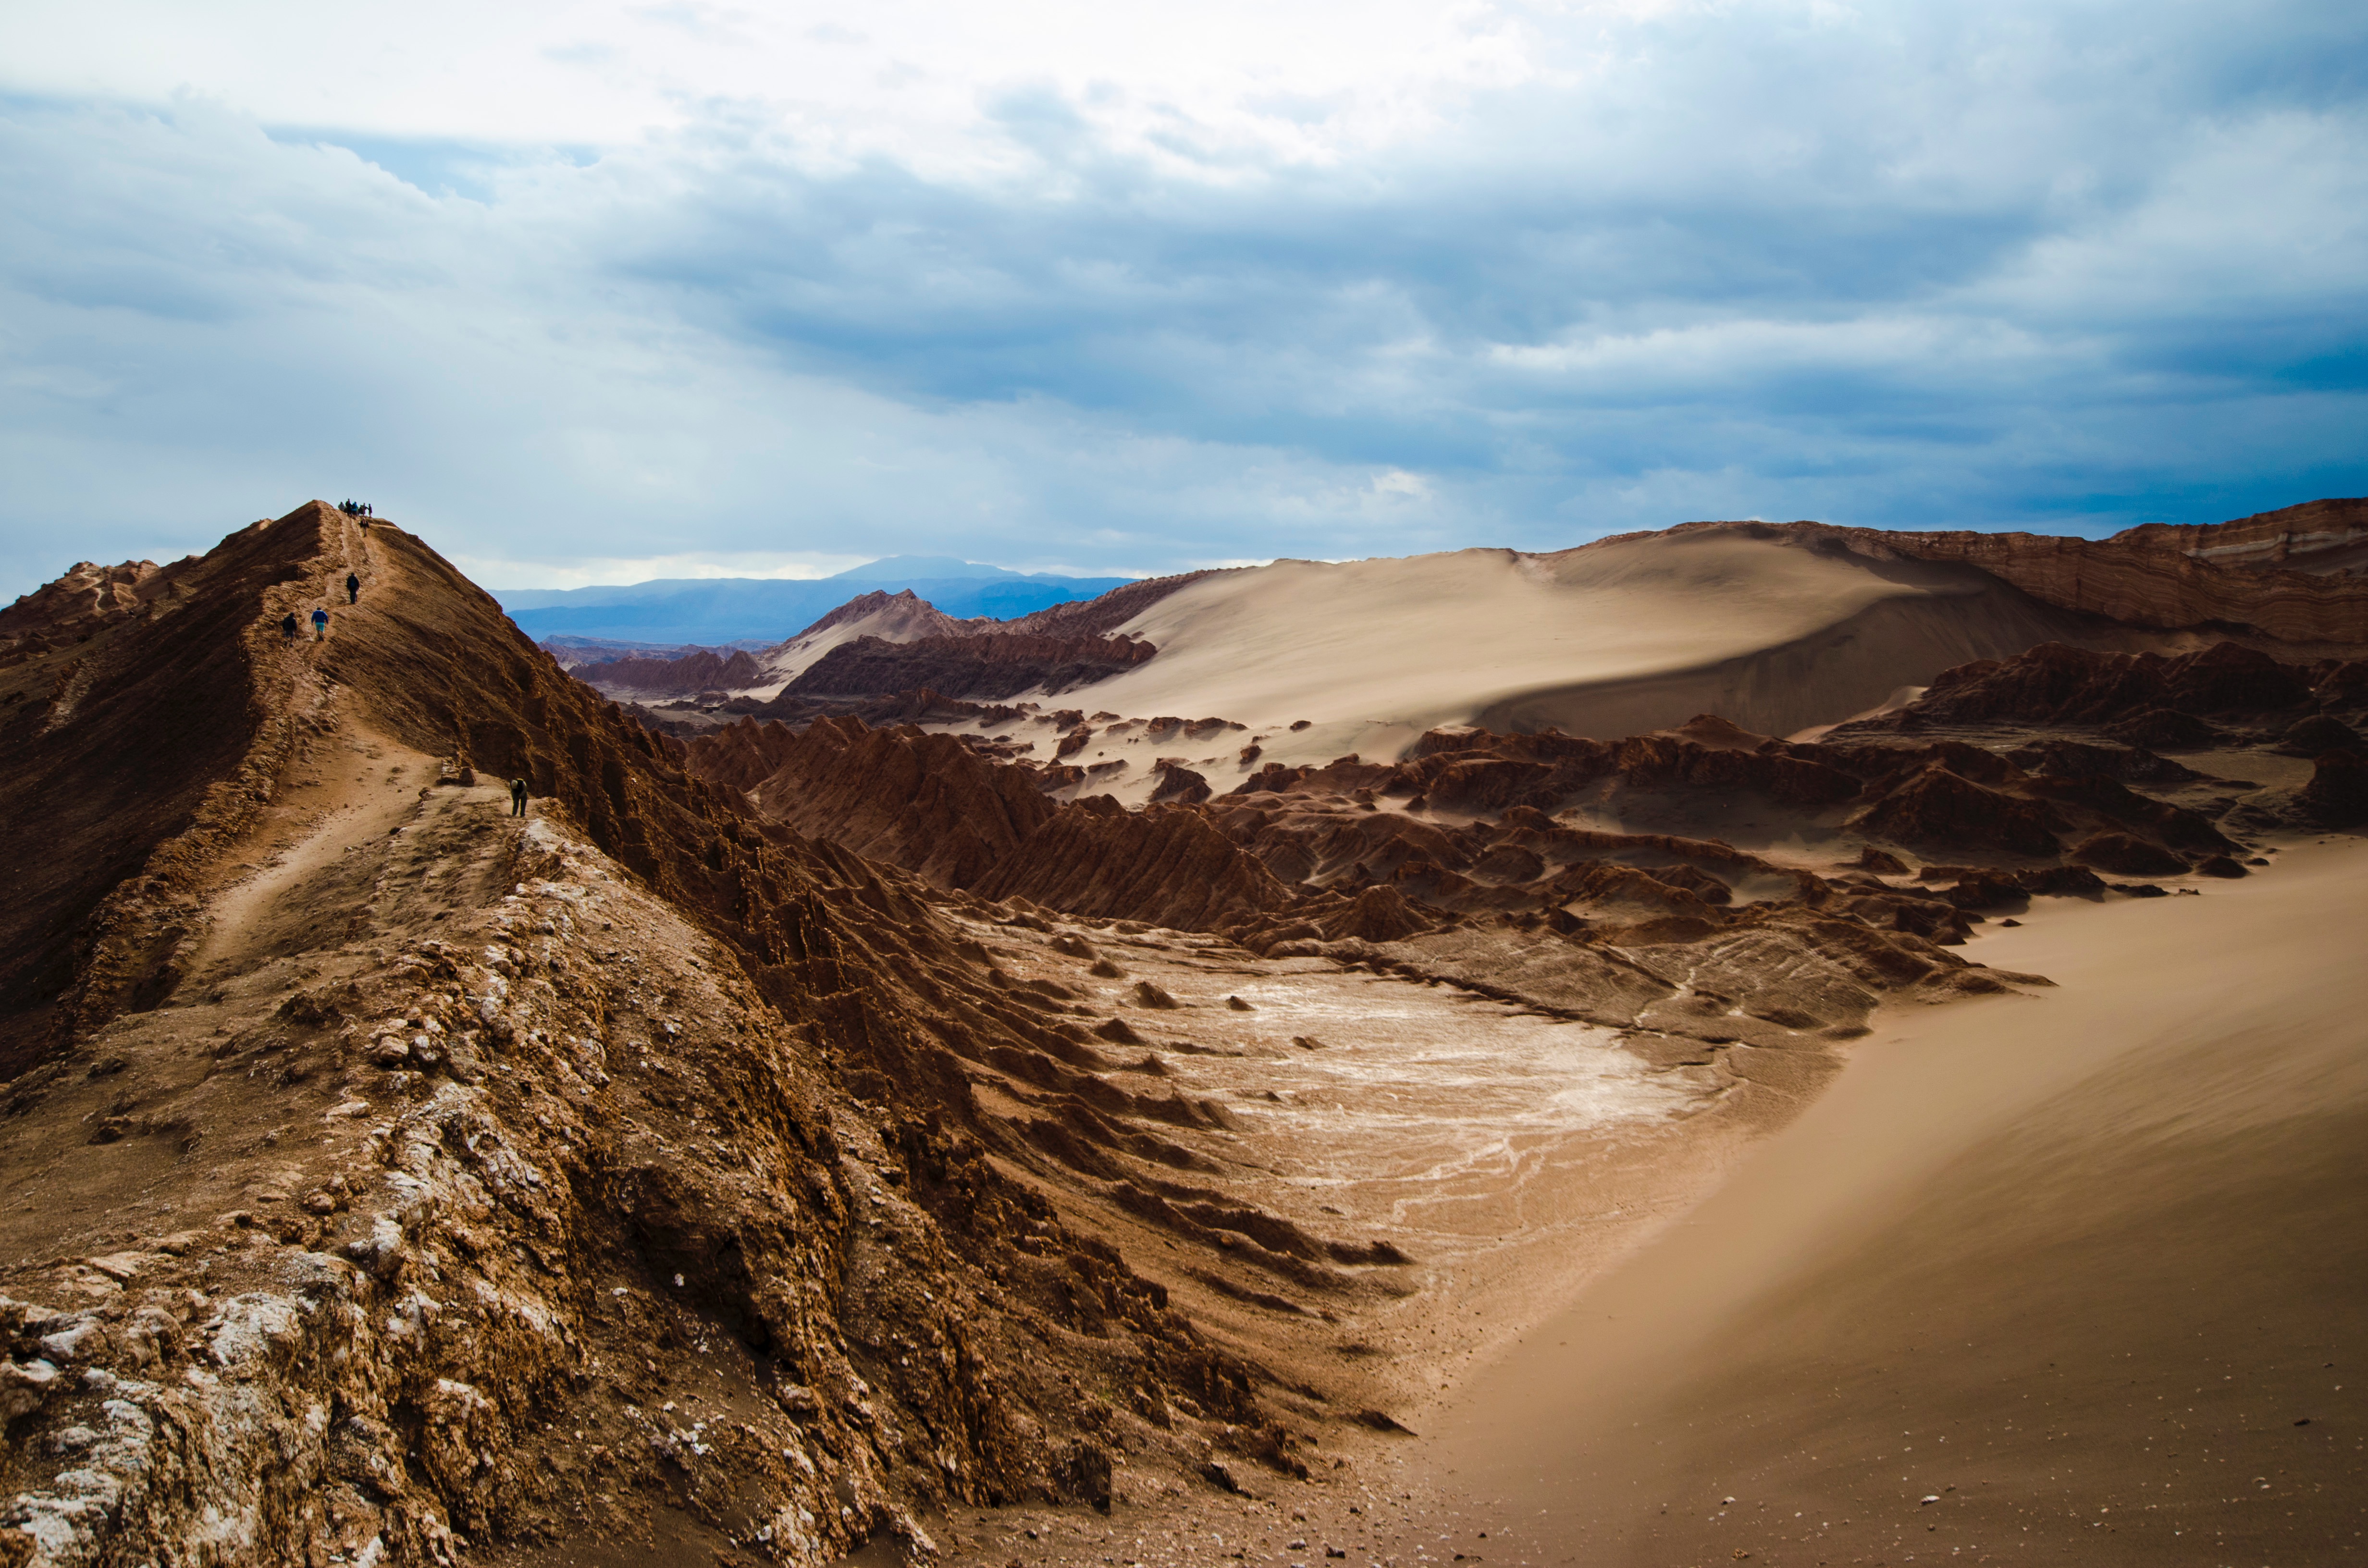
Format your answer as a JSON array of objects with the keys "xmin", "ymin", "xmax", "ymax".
[
  {"xmin": 683, "ymin": 714, "xmax": 808, "ymax": 792},
  {"xmin": 1849, "ymin": 764, "xmax": 2064, "ymax": 857},
  {"xmin": 1151, "ymin": 760, "xmax": 1214, "ymax": 804},
  {"xmin": 1322, "ymin": 885, "xmax": 1434, "ymax": 943},
  {"xmin": 2110, "ymin": 496, "xmax": 2368, "ymax": 573},
  {"xmin": 576, "ymin": 646, "xmax": 764, "ymax": 696},
  {"xmin": 973, "ymin": 799, "xmax": 1295, "ymax": 931},
  {"xmin": 2002, "ymin": 738, "xmax": 2200, "ymax": 784},
  {"xmin": 2021, "ymin": 772, "xmax": 2235, "ymax": 852},
  {"xmin": 2298, "ymin": 747, "xmax": 2368, "ymax": 825},
  {"xmin": 2070, "ymin": 833, "xmax": 2191, "ymax": 877},
  {"xmin": 0, "ymin": 502, "xmax": 1275, "ymax": 1555},
  {"xmin": 704, "ymin": 715, "xmax": 1060, "ymax": 889},
  {"xmin": 1903, "ymin": 640, "xmax": 2314, "ymax": 726},
  {"xmin": 0, "ymin": 558, "xmax": 175, "ymax": 662},
  {"xmin": 997, "ymin": 570, "xmax": 1218, "ymax": 638},
  {"xmin": 2016, "ymin": 864, "xmax": 2110, "ymax": 898},
  {"xmin": 2103, "ymin": 708, "xmax": 2220, "ymax": 750},
  {"xmin": 789, "ymin": 630, "xmax": 1157, "ymax": 700},
  {"xmin": 1545, "ymin": 862, "xmax": 1722, "ymax": 920},
  {"xmin": 2276, "ymin": 714, "xmax": 2363, "ymax": 756}
]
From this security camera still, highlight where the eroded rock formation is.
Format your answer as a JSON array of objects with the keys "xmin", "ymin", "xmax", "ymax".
[
  {"xmin": 788, "ymin": 631, "xmax": 1158, "ymax": 701},
  {"xmin": 0, "ymin": 505, "xmax": 1289, "ymax": 1563},
  {"xmin": 574, "ymin": 646, "xmax": 765, "ymax": 697}
]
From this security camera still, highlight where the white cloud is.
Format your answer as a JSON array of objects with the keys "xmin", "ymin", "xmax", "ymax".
[{"xmin": 0, "ymin": 0, "xmax": 2363, "ymax": 600}]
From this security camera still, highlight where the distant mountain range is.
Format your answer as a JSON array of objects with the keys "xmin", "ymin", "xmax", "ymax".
[{"xmin": 494, "ymin": 555, "xmax": 1134, "ymax": 646}]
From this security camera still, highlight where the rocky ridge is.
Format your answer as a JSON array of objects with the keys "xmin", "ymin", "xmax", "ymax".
[
  {"xmin": 0, "ymin": 505, "xmax": 1315, "ymax": 1565},
  {"xmin": 787, "ymin": 633, "xmax": 1158, "ymax": 702},
  {"xmin": 570, "ymin": 647, "xmax": 766, "ymax": 698},
  {"xmin": 1616, "ymin": 510, "xmax": 2368, "ymax": 645}
]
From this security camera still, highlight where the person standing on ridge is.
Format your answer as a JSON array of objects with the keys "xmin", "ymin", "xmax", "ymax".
[
  {"xmin": 279, "ymin": 612, "xmax": 299, "ymax": 644},
  {"xmin": 346, "ymin": 572, "xmax": 361, "ymax": 604},
  {"xmin": 509, "ymin": 777, "xmax": 529, "ymax": 818},
  {"xmin": 311, "ymin": 606, "xmax": 330, "ymax": 641}
]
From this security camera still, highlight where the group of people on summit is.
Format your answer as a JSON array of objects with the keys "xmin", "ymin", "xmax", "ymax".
[{"xmin": 338, "ymin": 500, "xmax": 375, "ymax": 519}]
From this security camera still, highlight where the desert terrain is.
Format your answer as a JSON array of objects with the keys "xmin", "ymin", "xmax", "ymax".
[{"xmin": 0, "ymin": 498, "xmax": 2361, "ymax": 1567}]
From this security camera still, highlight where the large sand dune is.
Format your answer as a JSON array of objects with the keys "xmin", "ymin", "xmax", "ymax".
[
  {"xmin": 1092, "ymin": 532, "xmax": 2114, "ymax": 753},
  {"xmin": 1413, "ymin": 835, "xmax": 2368, "ymax": 1565}
]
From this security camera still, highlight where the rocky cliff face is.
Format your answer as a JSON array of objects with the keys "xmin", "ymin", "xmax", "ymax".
[
  {"xmin": 0, "ymin": 505, "xmax": 1281, "ymax": 1565},
  {"xmin": 2110, "ymin": 496, "xmax": 2368, "ymax": 574},
  {"xmin": 741, "ymin": 716, "xmax": 1060, "ymax": 889}
]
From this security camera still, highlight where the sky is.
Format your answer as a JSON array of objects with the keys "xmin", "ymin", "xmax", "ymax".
[{"xmin": 2, "ymin": 0, "xmax": 2365, "ymax": 600}]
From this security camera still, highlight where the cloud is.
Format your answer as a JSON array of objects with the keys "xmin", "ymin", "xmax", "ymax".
[{"xmin": 0, "ymin": 0, "xmax": 2364, "ymax": 600}]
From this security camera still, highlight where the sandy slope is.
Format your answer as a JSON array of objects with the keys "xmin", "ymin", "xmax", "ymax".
[
  {"xmin": 1075, "ymin": 533, "xmax": 2104, "ymax": 771},
  {"xmin": 1412, "ymin": 834, "xmax": 2368, "ymax": 1566},
  {"xmin": 928, "ymin": 838, "xmax": 2365, "ymax": 1568}
]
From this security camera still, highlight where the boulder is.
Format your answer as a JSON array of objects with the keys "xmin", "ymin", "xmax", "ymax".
[
  {"xmin": 2276, "ymin": 713, "xmax": 2362, "ymax": 757},
  {"xmin": 2297, "ymin": 747, "xmax": 2368, "ymax": 825}
]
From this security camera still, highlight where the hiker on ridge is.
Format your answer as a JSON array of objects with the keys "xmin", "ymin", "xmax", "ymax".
[
  {"xmin": 509, "ymin": 777, "xmax": 529, "ymax": 818},
  {"xmin": 311, "ymin": 606, "xmax": 330, "ymax": 641},
  {"xmin": 346, "ymin": 572, "xmax": 361, "ymax": 604},
  {"xmin": 279, "ymin": 612, "xmax": 299, "ymax": 644}
]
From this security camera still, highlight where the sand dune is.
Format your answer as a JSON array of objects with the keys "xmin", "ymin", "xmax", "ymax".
[
  {"xmin": 1413, "ymin": 835, "xmax": 2368, "ymax": 1566},
  {"xmin": 1088, "ymin": 532, "xmax": 2117, "ymax": 760}
]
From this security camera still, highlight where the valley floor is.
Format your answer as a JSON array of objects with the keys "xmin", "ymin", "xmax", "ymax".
[{"xmin": 927, "ymin": 834, "xmax": 2368, "ymax": 1568}]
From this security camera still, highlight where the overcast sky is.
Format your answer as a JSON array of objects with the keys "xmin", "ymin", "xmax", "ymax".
[{"xmin": 3, "ymin": 0, "xmax": 2364, "ymax": 599}]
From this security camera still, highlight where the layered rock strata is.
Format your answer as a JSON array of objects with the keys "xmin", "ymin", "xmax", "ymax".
[
  {"xmin": 2111, "ymin": 496, "xmax": 2368, "ymax": 574},
  {"xmin": 1608, "ymin": 515, "xmax": 2368, "ymax": 645}
]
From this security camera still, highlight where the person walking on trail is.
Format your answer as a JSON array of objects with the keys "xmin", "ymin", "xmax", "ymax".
[
  {"xmin": 346, "ymin": 572, "xmax": 361, "ymax": 605},
  {"xmin": 279, "ymin": 612, "xmax": 299, "ymax": 644},
  {"xmin": 508, "ymin": 777, "xmax": 529, "ymax": 818},
  {"xmin": 311, "ymin": 606, "xmax": 330, "ymax": 641}
]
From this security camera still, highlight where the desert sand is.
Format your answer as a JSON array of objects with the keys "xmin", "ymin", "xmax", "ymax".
[
  {"xmin": 1015, "ymin": 534, "xmax": 2101, "ymax": 762},
  {"xmin": 6, "ymin": 500, "xmax": 2365, "ymax": 1566},
  {"xmin": 1410, "ymin": 832, "xmax": 2368, "ymax": 1566},
  {"xmin": 924, "ymin": 835, "xmax": 2368, "ymax": 1568}
]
